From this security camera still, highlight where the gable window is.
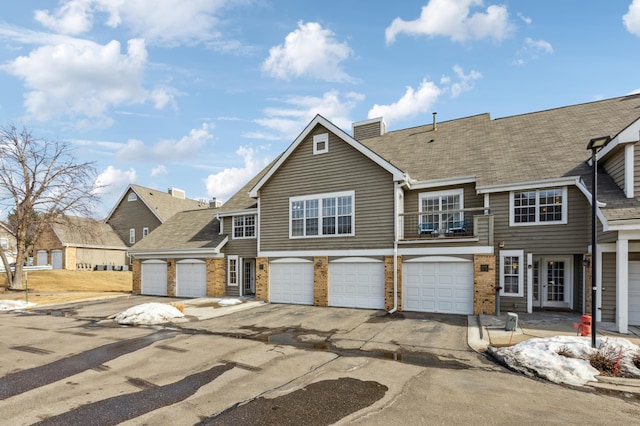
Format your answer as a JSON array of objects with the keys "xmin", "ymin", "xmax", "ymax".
[
  {"xmin": 127, "ymin": 192, "xmax": 137, "ymax": 202},
  {"xmin": 290, "ymin": 191, "xmax": 354, "ymax": 238},
  {"xmin": 0, "ymin": 237, "xmax": 8, "ymax": 249},
  {"xmin": 228, "ymin": 256, "xmax": 238, "ymax": 286},
  {"xmin": 510, "ymin": 187, "xmax": 567, "ymax": 226},
  {"xmin": 233, "ymin": 215, "xmax": 256, "ymax": 239},
  {"xmin": 129, "ymin": 228, "xmax": 135, "ymax": 244},
  {"xmin": 142, "ymin": 227, "xmax": 149, "ymax": 238},
  {"xmin": 419, "ymin": 189, "xmax": 464, "ymax": 233},
  {"xmin": 500, "ymin": 250, "xmax": 524, "ymax": 297},
  {"xmin": 313, "ymin": 133, "xmax": 329, "ymax": 155}
]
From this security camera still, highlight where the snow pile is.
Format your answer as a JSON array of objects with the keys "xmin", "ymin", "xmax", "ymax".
[
  {"xmin": 0, "ymin": 300, "xmax": 36, "ymax": 311},
  {"xmin": 218, "ymin": 298, "xmax": 243, "ymax": 307},
  {"xmin": 489, "ymin": 335, "xmax": 640, "ymax": 386},
  {"xmin": 115, "ymin": 302, "xmax": 185, "ymax": 325}
]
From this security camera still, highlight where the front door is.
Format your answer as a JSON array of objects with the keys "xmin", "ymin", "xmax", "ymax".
[
  {"xmin": 243, "ymin": 259, "xmax": 255, "ymax": 295},
  {"xmin": 533, "ymin": 257, "xmax": 572, "ymax": 309}
]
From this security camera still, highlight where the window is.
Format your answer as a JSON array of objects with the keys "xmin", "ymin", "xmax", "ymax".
[
  {"xmin": 228, "ymin": 256, "xmax": 238, "ymax": 286},
  {"xmin": 500, "ymin": 250, "xmax": 524, "ymax": 297},
  {"xmin": 127, "ymin": 192, "xmax": 137, "ymax": 201},
  {"xmin": 290, "ymin": 191, "xmax": 354, "ymax": 238},
  {"xmin": 233, "ymin": 215, "xmax": 256, "ymax": 239},
  {"xmin": 0, "ymin": 237, "xmax": 8, "ymax": 249},
  {"xmin": 418, "ymin": 189, "xmax": 464, "ymax": 232},
  {"xmin": 510, "ymin": 187, "xmax": 567, "ymax": 226},
  {"xmin": 129, "ymin": 228, "xmax": 135, "ymax": 244},
  {"xmin": 313, "ymin": 133, "xmax": 329, "ymax": 155},
  {"xmin": 142, "ymin": 227, "xmax": 149, "ymax": 238}
]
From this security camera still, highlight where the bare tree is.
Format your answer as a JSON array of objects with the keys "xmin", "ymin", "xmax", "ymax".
[{"xmin": 0, "ymin": 124, "xmax": 100, "ymax": 289}]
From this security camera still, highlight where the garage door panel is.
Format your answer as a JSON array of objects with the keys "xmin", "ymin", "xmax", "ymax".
[
  {"xmin": 270, "ymin": 262, "xmax": 314, "ymax": 305},
  {"xmin": 142, "ymin": 262, "xmax": 168, "ymax": 296},
  {"xmin": 403, "ymin": 261, "xmax": 473, "ymax": 315},
  {"xmin": 177, "ymin": 261, "xmax": 206, "ymax": 298},
  {"xmin": 329, "ymin": 262, "xmax": 385, "ymax": 310}
]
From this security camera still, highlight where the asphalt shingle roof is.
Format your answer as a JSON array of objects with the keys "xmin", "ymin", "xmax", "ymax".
[
  {"xmin": 53, "ymin": 216, "xmax": 126, "ymax": 248},
  {"xmin": 130, "ymin": 184, "xmax": 208, "ymax": 221}
]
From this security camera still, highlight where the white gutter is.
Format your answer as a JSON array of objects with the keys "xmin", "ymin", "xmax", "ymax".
[{"xmin": 388, "ymin": 182, "xmax": 400, "ymax": 314}]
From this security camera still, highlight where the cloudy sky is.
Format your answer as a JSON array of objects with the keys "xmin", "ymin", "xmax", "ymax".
[{"xmin": 0, "ymin": 1, "xmax": 639, "ymax": 217}]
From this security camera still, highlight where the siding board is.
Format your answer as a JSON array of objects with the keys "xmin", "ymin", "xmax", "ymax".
[{"xmin": 603, "ymin": 148, "xmax": 625, "ymax": 191}]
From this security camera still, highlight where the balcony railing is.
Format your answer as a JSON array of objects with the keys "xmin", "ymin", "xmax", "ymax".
[{"xmin": 399, "ymin": 207, "xmax": 491, "ymax": 241}]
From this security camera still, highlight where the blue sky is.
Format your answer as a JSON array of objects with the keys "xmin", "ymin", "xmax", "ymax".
[{"xmin": 0, "ymin": 1, "xmax": 639, "ymax": 218}]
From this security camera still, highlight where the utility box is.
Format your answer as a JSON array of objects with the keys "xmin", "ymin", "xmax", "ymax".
[{"xmin": 505, "ymin": 312, "xmax": 518, "ymax": 331}]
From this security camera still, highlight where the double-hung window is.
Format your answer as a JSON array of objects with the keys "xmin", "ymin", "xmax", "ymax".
[
  {"xmin": 290, "ymin": 191, "xmax": 354, "ymax": 238},
  {"xmin": 510, "ymin": 187, "xmax": 567, "ymax": 226},
  {"xmin": 233, "ymin": 215, "xmax": 256, "ymax": 239},
  {"xmin": 418, "ymin": 189, "xmax": 464, "ymax": 233},
  {"xmin": 0, "ymin": 237, "xmax": 8, "ymax": 249},
  {"xmin": 500, "ymin": 250, "xmax": 524, "ymax": 297}
]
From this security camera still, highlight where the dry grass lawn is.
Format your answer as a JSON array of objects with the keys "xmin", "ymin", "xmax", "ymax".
[{"xmin": 1, "ymin": 270, "xmax": 132, "ymax": 305}]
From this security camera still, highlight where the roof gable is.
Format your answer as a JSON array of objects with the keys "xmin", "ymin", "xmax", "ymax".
[
  {"xmin": 51, "ymin": 216, "xmax": 127, "ymax": 248},
  {"xmin": 249, "ymin": 114, "xmax": 405, "ymax": 198}
]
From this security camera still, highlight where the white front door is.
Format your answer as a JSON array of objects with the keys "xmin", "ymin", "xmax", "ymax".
[{"xmin": 533, "ymin": 257, "xmax": 572, "ymax": 309}]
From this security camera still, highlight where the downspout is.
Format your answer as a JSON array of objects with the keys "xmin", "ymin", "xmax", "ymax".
[{"xmin": 388, "ymin": 182, "xmax": 400, "ymax": 314}]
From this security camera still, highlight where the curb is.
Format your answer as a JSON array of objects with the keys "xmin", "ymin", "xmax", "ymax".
[{"xmin": 467, "ymin": 315, "xmax": 489, "ymax": 352}]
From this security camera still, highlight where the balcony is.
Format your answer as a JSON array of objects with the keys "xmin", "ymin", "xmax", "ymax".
[{"xmin": 399, "ymin": 207, "xmax": 493, "ymax": 244}]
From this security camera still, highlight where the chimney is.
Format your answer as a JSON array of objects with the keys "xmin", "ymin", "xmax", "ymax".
[
  {"xmin": 209, "ymin": 198, "xmax": 220, "ymax": 208},
  {"xmin": 432, "ymin": 112, "xmax": 438, "ymax": 132},
  {"xmin": 168, "ymin": 187, "xmax": 185, "ymax": 199},
  {"xmin": 352, "ymin": 117, "xmax": 386, "ymax": 140}
]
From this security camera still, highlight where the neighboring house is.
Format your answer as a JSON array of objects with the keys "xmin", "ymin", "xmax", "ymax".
[
  {"xmin": 33, "ymin": 216, "xmax": 128, "ymax": 270},
  {"xmin": 0, "ymin": 222, "xmax": 17, "ymax": 265},
  {"xmin": 130, "ymin": 94, "xmax": 640, "ymax": 335},
  {"xmin": 105, "ymin": 185, "xmax": 210, "ymax": 248}
]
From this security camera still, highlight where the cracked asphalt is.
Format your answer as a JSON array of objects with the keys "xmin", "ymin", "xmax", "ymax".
[{"xmin": 2, "ymin": 297, "xmax": 640, "ymax": 425}]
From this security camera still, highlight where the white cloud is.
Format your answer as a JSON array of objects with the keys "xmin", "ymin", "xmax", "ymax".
[
  {"xmin": 33, "ymin": 0, "xmax": 239, "ymax": 47},
  {"xmin": 623, "ymin": 0, "xmax": 640, "ymax": 36},
  {"xmin": 1, "ymin": 38, "xmax": 174, "ymax": 125},
  {"xmin": 368, "ymin": 79, "xmax": 441, "ymax": 125},
  {"xmin": 385, "ymin": 0, "xmax": 514, "ymax": 44},
  {"xmin": 204, "ymin": 146, "xmax": 270, "ymax": 202},
  {"xmin": 517, "ymin": 12, "xmax": 532, "ymax": 25},
  {"xmin": 513, "ymin": 37, "xmax": 553, "ymax": 65},
  {"xmin": 447, "ymin": 65, "xmax": 482, "ymax": 97},
  {"xmin": 151, "ymin": 165, "xmax": 168, "ymax": 177},
  {"xmin": 116, "ymin": 123, "xmax": 213, "ymax": 162},
  {"xmin": 94, "ymin": 165, "xmax": 136, "ymax": 194},
  {"xmin": 262, "ymin": 21, "xmax": 353, "ymax": 82},
  {"xmin": 249, "ymin": 90, "xmax": 364, "ymax": 140}
]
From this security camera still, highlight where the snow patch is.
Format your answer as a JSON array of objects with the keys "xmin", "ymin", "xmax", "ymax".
[
  {"xmin": 218, "ymin": 298, "xmax": 243, "ymax": 307},
  {"xmin": 115, "ymin": 302, "xmax": 185, "ymax": 325},
  {"xmin": 0, "ymin": 300, "xmax": 37, "ymax": 311}
]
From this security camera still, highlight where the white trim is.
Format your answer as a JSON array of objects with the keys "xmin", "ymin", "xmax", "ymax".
[
  {"xmin": 129, "ymin": 228, "xmax": 135, "ymax": 244},
  {"xmin": 62, "ymin": 243, "xmax": 127, "ymax": 250},
  {"xmin": 597, "ymin": 117, "xmax": 640, "ymax": 159},
  {"xmin": 127, "ymin": 192, "xmax": 137, "ymax": 201},
  {"xmin": 596, "ymin": 243, "xmax": 603, "ymax": 322},
  {"xmin": 399, "ymin": 246, "xmax": 494, "ymax": 256},
  {"xmin": 330, "ymin": 257, "xmax": 383, "ymax": 263},
  {"xmin": 289, "ymin": 190, "xmax": 355, "ymax": 238},
  {"xmin": 270, "ymin": 257, "xmax": 313, "ymax": 264},
  {"xmin": 232, "ymin": 214, "xmax": 257, "ymax": 240},
  {"xmin": 249, "ymin": 114, "xmax": 406, "ymax": 197},
  {"xmin": 104, "ymin": 185, "xmax": 164, "ymax": 225},
  {"xmin": 313, "ymin": 132, "xmax": 329, "ymax": 155},
  {"xmin": 407, "ymin": 176, "xmax": 476, "ymax": 190},
  {"xmin": 142, "ymin": 259, "xmax": 167, "ymax": 264},
  {"xmin": 625, "ymin": 143, "xmax": 634, "ymax": 198},
  {"xmin": 177, "ymin": 259, "xmax": 206, "ymax": 264},
  {"xmin": 527, "ymin": 253, "xmax": 533, "ymax": 313},
  {"xmin": 617, "ymin": 239, "xmax": 629, "ymax": 334},
  {"xmin": 575, "ymin": 179, "xmax": 607, "ymax": 208},
  {"xmin": 142, "ymin": 227, "xmax": 149, "ymax": 238},
  {"xmin": 500, "ymin": 250, "xmax": 524, "ymax": 297},
  {"xmin": 228, "ymin": 255, "xmax": 239, "ymax": 286},
  {"xmin": 261, "ymin": 249, "xmax": 394, "ymax": 257},
  {"xmin": 477, "ymin": 177, "xmax": 579, "ymax": 194},
  {"xmin": 129, "ymin": 236, "xmax": 228, "ymax": 258},
  {"xmin": 403, "ymin": 256, "xmax": 471, "ymax": 263},
  {"xmin": 509, "ymin": 187, "xmax": 568, "ymax": 226},
  {"xmin": 217, "ymin": 208, "xmax": 258, "ymax": 218}
]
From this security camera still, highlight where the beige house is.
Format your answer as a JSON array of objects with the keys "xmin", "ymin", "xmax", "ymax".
[
  {"xmin": 33, "ymin": 216, "xmax": 127, "ymax": 270},
  {"xmin": 0, "ymin": 222, "xmax": 17, "ymax": 266}
]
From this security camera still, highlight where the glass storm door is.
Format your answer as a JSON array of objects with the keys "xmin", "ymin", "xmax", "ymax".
[
  {"xmin": 541, "ymin": 258, "xmax": 571, "ymax": 308},
  {"xmin": 243, "ymin": 259, "xmax": 255, "ymax": 295}
]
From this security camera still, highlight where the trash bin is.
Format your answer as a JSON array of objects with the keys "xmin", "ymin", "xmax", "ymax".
[{"xmin": 505, "ymin": 312, "xmax": 518, "ymax": 331}]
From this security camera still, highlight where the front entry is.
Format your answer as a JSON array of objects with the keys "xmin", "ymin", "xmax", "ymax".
[
  {"xmin": 533, "ymin": 256, "xmax": 572, "ymax": 309},
  {"xmin": 242, "ymin": 259, "xmax": 255, "ymax": 295}
]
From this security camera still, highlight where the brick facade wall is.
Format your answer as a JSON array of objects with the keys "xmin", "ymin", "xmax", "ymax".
[
  {"xmin": 314, "ymin": 256, "xmax": 329, "ymax": 306},
  {"xmin": 167, "ymin": 259, "xmax": 176, "ymax": 297},
  {"xmin": 384, "ymin": 255, "xmax": 402, "ymax": 311},
  {"xmin": 33, "ymin": 225, "xmax": 61, "ymax": 267},
  {"xmin": 255, "ymin": 257, "xmax": 269, "ymax": 302},
  {"xmin": 207, "ymin": 258, "xmax": 226, "ymax": 297},
  {"xmin": 473, "ymin": 254, "xmax": 497, "ymax": 315},
  {"xmin": 132, "ymin": 259, "xmax": 141, "ymax": 294}
]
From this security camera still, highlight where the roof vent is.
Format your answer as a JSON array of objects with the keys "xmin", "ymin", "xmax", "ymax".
[
  {"xmin": 209, "ymin": 198, "xmax": 221, "ymax": 208},
  {"xmin": 352, "ymin": 117, "xmax": 386, "ymax": 140},
  {"xmin": 168, "ymin": 187, "xmax": 185, "ymax": 199},
  {"xmin": 432, "ymin": 112, "xmax": 438, "ymax": 132}
]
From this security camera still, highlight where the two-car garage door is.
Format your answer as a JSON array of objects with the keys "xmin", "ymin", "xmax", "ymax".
[{"xmin": 403, "ymin": 258, "xmax": 474, "ymax": 315}]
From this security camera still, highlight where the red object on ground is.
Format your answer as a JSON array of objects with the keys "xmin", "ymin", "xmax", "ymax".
[{"xmin": 579, "ymin": 314, "xmax": 592, "ymax": 336}]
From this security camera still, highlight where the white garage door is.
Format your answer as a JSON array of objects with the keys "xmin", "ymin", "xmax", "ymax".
[
  {"xmin": 142, "ymin": 260, "xmax": 168, "ymax": 296},
  {"xmin": 37, "ymin": 250, "xmax": 48, "ymax": 266},
  {"xmin": 329, "ymin": 260, "xmax": 385, "ymax": 309},
  {"xmin": 270, "ymin": 260, "xmax": 314, "ymax": 305},
  {"xmin": 177, "ymin": 259, "xmax": 207, "ymax": 298},
  {"xmin": 52, "ymin": 250, "xmax": 63, "ymax": 270},
  {"xmin": 403, "ymin": 258, "xmax": 473, "ymax": 315},
  {"xmin": 629, "ymin": 262, "xmax": 640, "ymax": 325}
]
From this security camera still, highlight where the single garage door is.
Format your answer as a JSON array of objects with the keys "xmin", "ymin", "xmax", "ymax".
[
  {"xmin": 52, "ymin": 250, "xmax": 63, "ymax": 270},
  {"xmin": 270, "ymin": 259, "xmax": 314, "ymax": 305},
  {"xmin": 629, "ymin": 262, "xmax": 640, "ymax": 325},
  {"xmin": 177, "ymin": 259, "xmax": 207, "ymax": 298},
  {"xmin": 329, "ymin": 259, "xmax": 385, "ymax": 309},
  {"xmin": 142, "ymin": 260, "xmax": 168, "ymax": 296},
  {"xmin": 403, "ymin": 258, "xmax": 473, "ymax": 315},
  {"xmin": 37, "ymin": 250, "xmax": 48, "ymax": 266}
]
